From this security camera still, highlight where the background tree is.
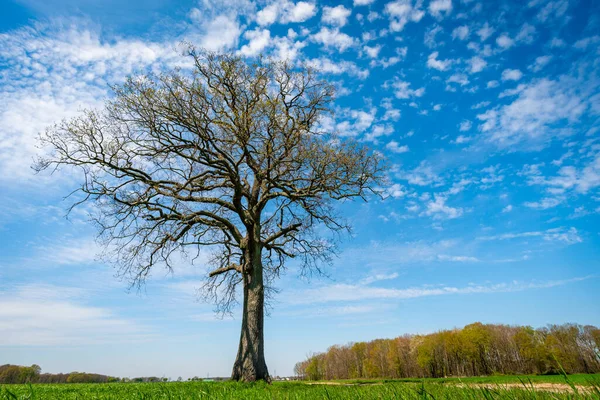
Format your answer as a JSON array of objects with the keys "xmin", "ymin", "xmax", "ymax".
[{"xmin": 34, "ymin": 48, "xmax": 384, "ymax": 382}]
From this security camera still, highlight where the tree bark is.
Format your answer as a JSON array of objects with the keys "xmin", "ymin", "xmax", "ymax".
[{"xmin": 231, "ymin": 243, "xmax": 270, "ymax": 382}]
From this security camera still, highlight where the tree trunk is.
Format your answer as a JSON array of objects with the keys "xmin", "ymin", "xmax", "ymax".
[{"xmin": 231, "ymin": 244, "xmax": 270, "ymax": 382}]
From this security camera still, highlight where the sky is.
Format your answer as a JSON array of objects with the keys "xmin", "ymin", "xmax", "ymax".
[{"xmin": 1, "ymin": 0, "xmax": 600, "ymax": 379}]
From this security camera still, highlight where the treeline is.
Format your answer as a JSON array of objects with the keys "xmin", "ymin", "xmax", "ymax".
[
  {"xmin": 294, "ymin": 323, "xmax": 600, "ymax": 380},
  {"xmin": 0, "ymin": 365, "xmax": 168, "ymax": 384}
]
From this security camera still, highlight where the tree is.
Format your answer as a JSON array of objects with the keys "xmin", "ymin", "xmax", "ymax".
[{"xmin": 34, "ymin": 48, "xmax": 384, "ymax": 382}]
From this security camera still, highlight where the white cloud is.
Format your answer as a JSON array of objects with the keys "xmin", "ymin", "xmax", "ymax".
[
  {"xmin": 477, "ymin": 22, "xmax": 495, "ymax": 41},
  {"xmin": 354, "ymin": 0, "xmax": 375, "ymax": 5},
  {"xmin": 480, "ymin": 227, "xmax": 582, "ymax": 244},
  {"xmin": 477, "ymin": 77, "xmax": 590, "ymax": 148},
  {"xmin": 429, "ymin": 0, "xmax": 453, "ymax": 18},
  {"xmin": 459, "ymin": 120, "xmax": 473, "ymax": 131},
  {"xmin": 524, "ymin": 197, "xmax": 563, "ymax": 209},
  {"xmin": 256, "ymin": 3, "xmax": 279, "ymax": 25},
  {"xmin": 535, "ymin": 0, "xmax": 569, "ymax": 22},
  {"xmin": 31, "ymin": 237, "xmax": 102, "ymax": 266},
  {"xmin": 322, "ymin": 5, "xmax": 352, "ymax": 26},
  {"xmin": 424, "ymin": 25, "xmax": 443, "ymax": 48},
  {"xmin": 389, "ymin": 78, "xmax": 425, "ymax": 99},
  {"xmin": 437, "ymin": 255, "xmax": 479, "ymax": 262},
  {"xmin": 422, "ymin": 196, "xmax": 463, "ymax": 219},
  {"xmin": 384, "ymin": 183, "xmax": 408, "ymax": 198},
  {"xmin": 501, "ymin": 68, "xmax": 523, "ymax": 81},
  {"xmin": 468, "ymin": 56, "xmax": 487, "ymax": 73},
  {"xmin": 454, "ymin": 135, "xmax": 471, "ymax": 144},
  {"xmin": 239, "ymin": 28, "xmax": 271, "ymax": 56},
  {"xmin": 516, "ymin": 23, "xmax": 536, "ymax": 44},
  {"xmin": 386, "ymin": 140, "xmax": 410, "ymax": 153},
  {"xmin": 291, "ymin": 276, "xmax": 592, "ymax": 304},
  {"xmin": 306, "ymin": 57, "xmax": 369, "ymax": 78},
  {"xmin": 427, "ymin": 51, "xmax": 453, "ymax": 71},
  {"xmin": 361, "ymin": 272, "xmax": 399, "ymax": 285},
  {"xmin": 272, "ymin": 35, "xmax": 306, "ymax": 61},
  {"xmin": 199, "ymin": 15, "xmax": 242, "ymax": 51},
  {"xmin": 312, "ymin": 27, "xmax": 357, "ymax": 52},
  {"xmin": 364, "ymin": 44, "xmax": 382, "ymax": 58},
  {"xmin": 528, "ymin": 154, "xmax": 600, "ymax": 194},
  {"xmin": 447, "ymin": 73, "xmax": 469, "ymax": 86},
  {"xmin": 0, "ymin": 284, "xmax": 148, "ymax": 346},
  {"xmin": 286, "ymin": 1, "xmax": 317, "ymax": 22},
  {"xmin": 496, "ymin": 34, "xmax": 514, "ymax": 49},
  {"xmin": 385, "ymin": 0, "xmax": 425, "ymax": 32},
  {"xmin": 256, "ymin": 1, "xmax": 317, "ymax": 26},
  {"xmin": 502, "ymin": 205, "xmax": 513, "ymax": 213},
  {"xmin": 399, "ymin": 161, "xmax": 441, "ymax": 186},
  {"xmin": 0, "ymin": 23, "xmax": 182, "ymax": 183},
  {"xmin": 574, "ymin": 35, "xmax": 600, "ymax": 50},
  {"xmin": 452, "ymin": 25, "xmax": 469, "ymax": 40},
  {"xmin": 529, "ymin": 55, "xmax": 552, "ymax": 72}
]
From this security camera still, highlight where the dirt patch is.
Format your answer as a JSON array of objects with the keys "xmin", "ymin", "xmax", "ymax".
[{"xmin": 457, "ymin": 382, "xmax": 592, "ymax": 394}]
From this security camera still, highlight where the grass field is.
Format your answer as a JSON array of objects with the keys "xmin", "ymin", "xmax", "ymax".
[{"xmin": 2, "ymin": 375, "xmax": 600, "ymax": 400}]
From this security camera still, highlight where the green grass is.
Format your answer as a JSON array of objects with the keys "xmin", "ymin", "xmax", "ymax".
[{"xmin": 1, "ymin": 376, "xmax": 600, "ymax": 400}]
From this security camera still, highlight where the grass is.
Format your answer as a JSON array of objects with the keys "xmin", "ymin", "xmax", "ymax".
[{"xmin": 1, "ymin": 375, "xmax": 600, "ymax": 400}]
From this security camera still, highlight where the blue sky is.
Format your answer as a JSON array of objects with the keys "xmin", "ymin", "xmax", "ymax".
[{"xmin": 1, "ymin": 0, "xmax": 599, "ymax": 379}]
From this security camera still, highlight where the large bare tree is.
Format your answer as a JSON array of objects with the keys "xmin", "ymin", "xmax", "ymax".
[{"xmin": 35, "ymin": 48, "xmax": 384, "ymax": 382}]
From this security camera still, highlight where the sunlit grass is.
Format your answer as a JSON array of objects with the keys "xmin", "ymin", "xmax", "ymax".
[{"xmin": 2, "ymin": 375, "xmax": 600, "ymax": 399}]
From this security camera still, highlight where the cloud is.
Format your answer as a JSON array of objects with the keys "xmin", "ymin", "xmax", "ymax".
[
  {"xmin": 305, "ymin": 57, "xmax": 368, "ymax": 78},
  {"xmin": 256, "ymin": 1, "xmax": 317, "ymax": 25},
  {"xmin": 291, "ymin": 276, "xmax": 594, "ymax": 304},
  {"xmin": 480, "ymin": 227, "xmax": 582, "ymax": 244},
  {"xmin": 361, "ymin": 272, "xmax": 399, "ymax": 285},
  {"xmin": 0, "ymin": 22, "xmax": 185, "ymax": 184},
  {"xmin": 363, "ymin": 44, "xmax": 382, "ymax": 58},
  {"xmin": 399, "ymin": 161, "xmax": 441, "ymax": 186},
  {"xmin": 477, "ymin": 22, "xmax": 495, "ymax": 41},
  {"xmin": 529, "ymin": 55, "xmax": 552, "ymax": 72},
  {"xmin": 516, "ymin": 23, "xmax": 536, "ymax": 44},
  {"xmin": 527, "ymin": 155, "xmax": 600, "ymax": 194},
  {"xmin": 452, "ymin": 25, "xmax": 469, "ymax": 40},
  {"xmin": 322, "ymin": 5, "xmax": 352, "ymax": 26},
  {"xmin": 386, "ymin": 140, "xmax": 410, "ymax": 153},
  {"xmin": 524, "ymin": 197, "xmax": 563, "ymax": 209},
  {"xmin": 447, "ymin": 73, "xmax": 469, "ymax": 86},
  {"xmin": 477, "ymin": 76, "xmax": 592, "ymax": 149},
  {"xmin": 311, "ymin": 27, "xmax": 357, "ymax": 52},
  {"xmin": 468, "ymin": 56, "xmax": 487, "ymax": 73},
  {"xmin": 422, "ymin": 196, "xmax": 463, "ymax": 219},
  {"xmin": 31, "ymin": 237, "xmax": 102, "ymax": 266},
  {"xmin": 496, "ymin": 34, "xmax": 514, "ymax": 49},
  {"xmin": 197, "ymin": 15, "xmax": 242, "ymax": 51},
  {"xmin": 385, "ymin": 0, "xmax": 425, "ymax": 32},
  {"xmin": 239, "ymin": 28, "xmax": 271, "ymax": 56},
  {"xmin": 427, "ymin": 51, "xmax": 453, "ymax": 71},
  {"xmin": 501, "ymin": 69, "xmax": 523, "ymax": 81},
  {"xmin": 429, "ymin": 0, "xmax": 453, "ymax": 19},
  {"xmin": 534, "ymin": 0, "xmax": 569, "ymax": 22},
  {"xmin": 388, "ymin": 78, "xmax": 425, "ymax": 99},
  {"xmin": 459, "ymin": 120, "xmax": 473, "ymax": 131},
  {"xmin": 436, "ymin": 255, "xmax": 479, "ymax": 262},
  {"xmin": 0, "ymin": 284, "xmax": 149, "ymax": 346}
]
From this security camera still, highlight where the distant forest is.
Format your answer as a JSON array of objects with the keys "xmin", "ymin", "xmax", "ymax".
[
  {"xmin": 0, "ymin": 365, "xmax": 174, "ymax": 384},
  {"xmin": 294, "ymin": 323, "xmax": 600, "ymax": 380}
]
